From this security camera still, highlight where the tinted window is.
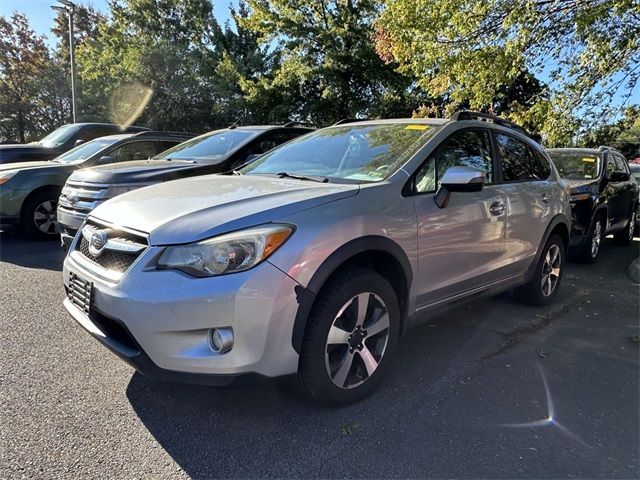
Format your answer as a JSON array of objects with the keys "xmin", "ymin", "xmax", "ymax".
[
  {"xmin": 414, "ymin": 129, "xmax": 492, "ymax": 193},
  {"xmin": 535, "ymin": 150, "xmax": 552, "ymax": 178},
  {"xmin": 109, "ymin": 141, "xmax": 157, "ymax": 162},
  {"xmin": 614, "ymin": 154, "xmax": 628, "ymax": 173},
  {"xmin": 39, "ymin": 125, "xmax": 81, "ymax": 148},
  {"xmin": 495, "ymin": 133, "xmax": 543, "ymax": 182}
]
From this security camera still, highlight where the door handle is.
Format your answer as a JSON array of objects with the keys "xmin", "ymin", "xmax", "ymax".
[
  {"xmin": 489, "ymin": 201, "xmax": 505, "ymax": 216},
  {"xmin": 541, "ymin": 193, "xmax": 551, "ymax": 203}
]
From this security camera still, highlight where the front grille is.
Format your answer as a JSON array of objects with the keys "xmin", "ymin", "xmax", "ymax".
[
  {"xmin": 68, "ymin": 272, "xmax": 91, "ymax": 314},
  {"xmin": 59, "ymin": 181, "xmax": 109, "ymax": 214},
  {"xmin": 75, "ymin": 220, "xmax": 147, "ymax": 274}
]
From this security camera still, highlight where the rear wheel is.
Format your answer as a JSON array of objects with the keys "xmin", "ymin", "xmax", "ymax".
[
  {"xmin": 516, "ymin": 234, "xmax": 564, "ymax": 306},
  {"xmin": 613, "ymin": 208, "xmax": 636, "ymax": 245},
  {"xmin": 20, "ymin": 190, "xmax": 60, "ymax": 240},
  {"xmin": 298, "ymin": 268, "xmax": 400, "ymax": 406}
]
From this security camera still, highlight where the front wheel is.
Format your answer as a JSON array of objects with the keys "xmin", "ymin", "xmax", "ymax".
[
  {"xmin": 516, "ymin": 234, "xmax": 565, "ymax": 306},
  {"xmin": 20, "ymin": 190, "xmax": 61, "ymax": 240},
  {"xmin": 298, "ymin": 268, "xmax": 400, "ymax": 406}
]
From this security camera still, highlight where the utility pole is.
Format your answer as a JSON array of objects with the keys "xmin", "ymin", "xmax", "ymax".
[{"xmin": 51, "ymin": 0, "xmax": 77, "ymax": 123}]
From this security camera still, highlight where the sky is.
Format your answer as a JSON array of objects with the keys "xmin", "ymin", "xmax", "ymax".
[{"xmin": 2, "ymin": 0, "xmax": 638, "ymax": 111}]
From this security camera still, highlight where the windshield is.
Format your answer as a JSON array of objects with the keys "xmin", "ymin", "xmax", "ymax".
[
  {"xmin": 241, "ymin": 123, "xmax": 440, "ymax": 182},
  {"xmin": 155, "ymin": 129, "xmax": 256, "ymax": 162},
  {"xmin": 53, "ymin": 138, "xmax": 118, "ymax": 164},
  {"xmin": 547, "ymin": 151, "xmax": 601, "ymax": 180},
  {"xmin": 39, "ymin": 125, "xmax": 80, "ymax": 148}
]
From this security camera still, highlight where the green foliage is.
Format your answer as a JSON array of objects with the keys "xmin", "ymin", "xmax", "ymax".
[
  {"xmin": 581, "ymin": 106, "xmax": 640, "ymax": 158},
  {"xmin": 375, "ymin": 0, "xmax": 640, "ymax": 142},
  {"xmin": 239, "ymin": 0, "xmax": 423, "ymax": 124}
]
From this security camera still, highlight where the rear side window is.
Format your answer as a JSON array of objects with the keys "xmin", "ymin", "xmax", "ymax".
[
  {"xmin": 495, "ymin": 133, "xmax": 544, "ymax": 182},
  {"xmin": 413, "ymin": 128, "xmax": 492, "ymax": 193},
  {"xmin": 535, "ymin": 150, "xmax": 552, "ymax": 178},
  {"xmin": 109, "ymin": 141, "xmax": 157, "ymax": 162}
]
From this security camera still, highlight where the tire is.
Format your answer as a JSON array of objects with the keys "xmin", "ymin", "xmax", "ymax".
[
  {"xmin": 298, "ymin": 268, "xmax": 400, "ymax": 406},
  {"xmin": 613, "ymin": 208, "xmax": 636, "ymax": 246},
  {"xmin": 516, "ymin": 234, "xmax": 565, "ymax": 306},
  {"xmin": 20, "ymin": 190, "xmax": 61, "ymax": 240},
  {"xmin": 574, "ymin": 215, "xmax": 604, "ymax": 264}
]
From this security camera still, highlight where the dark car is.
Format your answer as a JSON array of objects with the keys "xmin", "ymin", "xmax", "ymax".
[
  {"xmin": 0, "ymin": 123, "xmax": 150, "ymax": 165},
  {"xmin": 0, "ymin": 131, "xmax": 192, "ymax": 240},
  {"xmin": 630, "ymin": 163, "xmax": 640, "ymax": 232},
  {"xmin": 57, "ymin": 124, "xmax": 313, "ymax": 243},
  {"xmin": 547, "ymin": 146, "xmax": 638, "ymax": 262}
]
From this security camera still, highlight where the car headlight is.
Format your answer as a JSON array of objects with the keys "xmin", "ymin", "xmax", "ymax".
[
  {"xmin": 106, "ymin": 184, "xmax": 151, "ymax": 198},
  {"xmin": 157, "ymin": 224, "xmax": 294, "ymax": 277},
  {"xmin": 0, "ymin": 170, "xmax": 19, "ymax": 185}
]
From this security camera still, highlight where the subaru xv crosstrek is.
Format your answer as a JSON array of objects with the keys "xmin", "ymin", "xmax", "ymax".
[{"xmin": 62, "ymin": 112, "xmax": 571, "ymax": 406}]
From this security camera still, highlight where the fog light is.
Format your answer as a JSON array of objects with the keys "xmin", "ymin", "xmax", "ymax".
[{"xmin": 210, "ymin": 327, "xmax": 233, "ymax": 354}]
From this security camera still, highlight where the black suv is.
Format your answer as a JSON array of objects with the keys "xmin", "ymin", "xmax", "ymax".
[
  {"xmin": 58, "ymin": 124, "xmax": 313, "ymax": 242},
  {"xmin": 0, "ymin": 123, "xmax": 149, "ymax": 164},
  {"xmin": 547, "ymin": 147, "xmax": 638, "ymax": 262}
]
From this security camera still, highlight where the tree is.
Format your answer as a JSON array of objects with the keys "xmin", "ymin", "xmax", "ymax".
[
  {"xmin": 77, "ymin": 0, "xmax": 226, "ymax": 131},
  {"xmin": 581, "ymin": 106, "xmax": 640, "ymax": 158},
  {"xmin": 239, "ymin": 0, "xmax": 423, "ymax": 125},
  {"xmin": 0, "ymin": 13, "xmax": 49, "ymax": 143},
  {"xmin": 375, "ymin": 0, "xmax": 640, "ymax": 141}
]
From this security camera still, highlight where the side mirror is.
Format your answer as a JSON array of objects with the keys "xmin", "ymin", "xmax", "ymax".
[
  {"xmin": 96, "ymin": 155, "xmax": 115, "ymax": 165},
  {"xmin": 74, "ymin": 139, "xmax": 85, "ymax": 147},
  {"xmin": 609, "ymin": 171, "xmax": 630, "ymax": 182},
  {"xmin": 434, "ymin": 166, "xmax": 486, "ymax": 209}
]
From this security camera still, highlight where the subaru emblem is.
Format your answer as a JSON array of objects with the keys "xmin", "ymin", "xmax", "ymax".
[{"xmin": 89, "ymin": 229, "xmax": 109, "ymax": 256}]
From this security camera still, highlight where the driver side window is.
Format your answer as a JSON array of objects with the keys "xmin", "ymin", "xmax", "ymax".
[{"xmin": 414, "ymin": 129, "xmax": 492, "ymax": 193}]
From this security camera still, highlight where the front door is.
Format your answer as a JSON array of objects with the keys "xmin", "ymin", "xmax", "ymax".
[{"xmin": 410, "ymin": 128, "xmax": 507, "ymax": 307}]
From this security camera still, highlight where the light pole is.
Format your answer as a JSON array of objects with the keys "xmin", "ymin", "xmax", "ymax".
[{"xmin": 51, "ymin": 0, "xmax": 77, "ymax": 123}]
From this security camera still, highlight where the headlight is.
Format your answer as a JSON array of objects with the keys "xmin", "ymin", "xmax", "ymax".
[
  {"xmin": 157, "ymin": 224, "xmax": 294, "ymax": 277},
  {"xmin": 0, "ymin": 170, "xmax": 19, "ymax": 185},
  {"xmin": 106, "ymin": 184, "xmax": 150, "ymax": 198}
]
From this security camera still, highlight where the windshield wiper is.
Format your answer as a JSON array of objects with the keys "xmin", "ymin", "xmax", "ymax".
[{"xmin": 276, "ymin": 171, "xmax": 329, "ymax": 183}]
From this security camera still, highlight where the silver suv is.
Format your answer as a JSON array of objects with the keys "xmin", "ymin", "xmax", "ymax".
[{"xmin": 62, "ymin": 112, "xmax": 571, "ymax": 405}]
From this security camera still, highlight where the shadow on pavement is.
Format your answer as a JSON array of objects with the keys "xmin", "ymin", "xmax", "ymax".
[
  {"xmin": 0, "ymin": 225, "xmax": 65, "ymax": 271},
  {"xmin": 122, "ymin": 237, "xmax": 637, "ymax": 478}
]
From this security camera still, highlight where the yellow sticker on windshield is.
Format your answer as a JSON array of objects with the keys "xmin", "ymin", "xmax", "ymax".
[
  {"xmin": 405, "ymin": 125, "xmax": 429, "ymax": 130},
  {"xmin": 582, "ymin": 157, "xmax": 596, "ymax": 163}
]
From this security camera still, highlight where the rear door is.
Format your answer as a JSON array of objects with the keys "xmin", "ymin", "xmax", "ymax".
[
  {"xmin": 411, "ymin": 127, "xmax": 508, "ymax": 305},
  {"xmin": 493, "ymin": 131, "xmax": 555, "ymax": 271}
]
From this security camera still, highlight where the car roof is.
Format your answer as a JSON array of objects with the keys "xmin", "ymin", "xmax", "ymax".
[
  {"xmin": 231, "ymin": 125, "xmax": 315, "ymax": 132},
  {"xmin": 546, "ymin": 147, "xmax": 603, "ymax": 155},
  {"xmin": 327, "ymin": 118, "xmax": 449, "ymax": 127}
]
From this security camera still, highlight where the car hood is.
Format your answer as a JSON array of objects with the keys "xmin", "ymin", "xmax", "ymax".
[
  {"xmin": 76, "ymin": 159, "xmax": 209, "ymax": 184},
  {"xmin": 90, "ymin": 175, "xmax": 360, "ymax": 245},
  {"xmin": 0, "ymin": 160, "xmax": 66, "ymax": 173}
]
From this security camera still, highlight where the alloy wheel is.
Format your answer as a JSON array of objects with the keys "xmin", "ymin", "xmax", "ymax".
[
  {"xmin": 591, "ymin": 220, "xmax": 602, "ymax": 259},
  {"xmin": 33, "ymin": 200, "xmax": 59, "ymax": 235},
  {"xmin": 324, "ymin": 292, "xmax": 390, "ymax": 389},
  {"xmin": 541, "ymin": 244, "xmax": 561, "ymax": 297}
]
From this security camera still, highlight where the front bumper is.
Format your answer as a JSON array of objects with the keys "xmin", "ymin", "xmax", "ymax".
[
  {"xmin": 0, "ymin": 184, "xmax": 27, "ymax": 222},
  {"xmin": 62, "ymin": 245, "xmax": 302, "ymax": 381}
]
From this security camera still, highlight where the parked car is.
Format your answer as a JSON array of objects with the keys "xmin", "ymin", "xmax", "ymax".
[
  {"xmin": 63, "ymin": 112, "xmax": 570, "ymax": 406},
  {"xmin": 0, "ymin": 131, "xmax": 192, "ymax": 239},
  {"xmin": 0, "ymin": 123, "xmax": 149, "ymax": 164},
  {"xmin": 547, "ymin": 147, "xmax": 638, "ymax": 263},
  {"xmin": 57, "ymin": 124, "xmax": 313, "ymax": 244}
]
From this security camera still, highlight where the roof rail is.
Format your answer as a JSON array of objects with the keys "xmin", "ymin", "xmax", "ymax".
[
  {"xmin": 282, "ymin": 121, "xmax": 317, "ymax": 128},
  {"xmin": 332, "ymin": 118, "xmax": 367, "ymax": 126},
  {"xmin": 134, "ymin": 130, "xmax": 196, "ymax": 138},
  {"xmin": 451, "ymin": 110, "xmax": 530, "ymax": 137},
  {"xmin": 597, "ymin": 145, "xmax": 617, "ymax": 152}
]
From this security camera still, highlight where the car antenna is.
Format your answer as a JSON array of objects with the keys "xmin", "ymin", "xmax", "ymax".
[{"xmin": 228, "ymin": 111, "xmax": 247, "ymax": 129}]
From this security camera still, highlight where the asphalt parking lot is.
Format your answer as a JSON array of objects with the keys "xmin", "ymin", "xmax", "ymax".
[{"xmin": 1, "ymin": 226, "xmax": 638, "ymax": 479}]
